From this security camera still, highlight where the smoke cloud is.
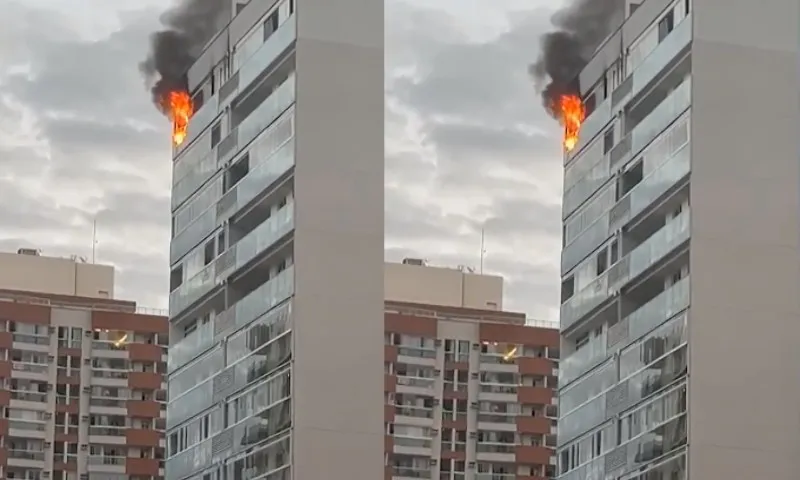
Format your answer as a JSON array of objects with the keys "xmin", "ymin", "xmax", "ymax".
[
  {"xmin": 140, "ymin": 0, "xmax": 228, "ymax": 113},
  {"xmin": 530, "ymin": 0, "xmax": 625, "ymax": 117}
]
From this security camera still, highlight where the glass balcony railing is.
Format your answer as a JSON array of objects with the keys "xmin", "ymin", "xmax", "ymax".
[
  {"xmin": 612, "ymin": 210, "xmax": 690, "ymax": 290},
  {"xmin": 565, "ymin": 13, "xmax": 692, "ymax": 164},
  {"xmin": 169, "ymin": 261, "xmax": 216, "ymax": 318},
  {"xmin": 168, "ymin": 322, "xmax": 214, "ymax": 373},
  {"xmin": 170, "ymin": 209, "xmax": 217, "ymax": 265},
  {"xmin": 238, "ymin": 18, "xmax": 296, "ymax": 100},
  {"xmin": 180, "ymin": 15, "xmax": 296, "ymax": 151},
  {"xmin": 627, "ymin": 14, "xmax": 692, "ymax": 105},
  {"xmin": 613, "ymin": 276, "xmax": 690, "ymax": 348},
  {"xmin": 170, "ymin": 77, "xmax": 296, "ymax": 266},
  {"xmin": 170, "ymin": 203, "xmax": 294, "ymax": 317},
  {"xmin": 561, "ymin": 211, "xmax": 690, "ymax": 330},
  {"xmin": 557, "ymin": 457, "xmax": 604, "ymax": 480},
  {"xmin": 166, "ymin": 436, "xmax": 212, "ymax": 480},
  {"xmin": 216, "ymin": 138, "xmax": 295, "ymax": 222},
  {"xmin": 562, "ymin": 83, "xmax": 691, "ymax": 275},
  {"xmin": 220, "ymin": 204, "xmax": 294, "ymax": 280},
  {"xmin": 612, "ymin": 78, "xmax": 691, "ymax": 169},
  {"xmin": 610, "ymin": 134, "xmax": 690, "ymax": 230},
  {"xmin": 231, "ymin": 266, "xmax": 294, "ymax": 334},
  {"xmin": 561, "ymin": 276, "xmax": 689, "ymax": 388},
  {"xmin": 218, "ymin": 75, "xmax": 296, "ymax": 167},
  {"xmin": 561, "ymin": 332, "xmax": 608, "ymax": 386}
]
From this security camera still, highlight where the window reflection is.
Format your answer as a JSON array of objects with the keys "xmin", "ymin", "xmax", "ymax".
[
  {"xmin": 227, "ymin": 302, "xmax": 291, "ymax": 366},
  {"xmin": 619, "ymin": 313, "xmax": 687, "ymax": 379},
  {"xmin": 227, "ymin": 435, "xmax": 290, "ymax": 479}
]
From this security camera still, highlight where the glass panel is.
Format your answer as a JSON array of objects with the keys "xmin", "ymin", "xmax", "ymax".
[
  {"xmin": 233, "ymin": 76, "xmax": 296, "ymax": 160},
  {"xmin": 560, "ymin": 331, "xmax": 607, "ymax": 386},
  {"xmin": 168, "ymin": 347, "xmax": 224, "ymax": 399},
  {"xmin": 630, "ymin": 15, "xmax": 692, "ymax": 100},
  {"xmin": 559, "ymin": 359, "xmax": 616, "ymax": 415},
  {"xmin": 238, "ymin": 17, "xmax": 296, "ymax": 92},
  {"xmin": 231, "ymin": 266, "xmax": 295, "ymax": 334}
]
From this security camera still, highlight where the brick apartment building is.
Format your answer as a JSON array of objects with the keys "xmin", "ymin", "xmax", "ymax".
[
  {"xmin": 384, "ymin": 260, "xmax": 559, "ymax": 480},
  {"xmin": 0, "ymin": 249, "xmax": 166, "ymax": 480}
]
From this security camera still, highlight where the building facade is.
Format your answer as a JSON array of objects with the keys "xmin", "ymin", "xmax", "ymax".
[
  {"xmin": 165, "ymin": 0, "xmax": 383, "ymax": 479},
  {"xmin": 557, "ymin": 0, "xmax": 800, "ymax": 479},
  {"xmin": 384, "ymin": 261, "xmax": 559, "ymax": 480},
  {"xmin": 0, "ymin": 250, "xmax": 167, "ymax": 480}
]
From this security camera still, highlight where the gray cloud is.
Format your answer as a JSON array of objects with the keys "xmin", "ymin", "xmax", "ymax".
[
  {"xmin": 385, "ymin": 1, "xmax": 563, "ymax": 319},
  {"xmin": 0, "ymin": 1, "xmax": 171, "ymax": 309}
]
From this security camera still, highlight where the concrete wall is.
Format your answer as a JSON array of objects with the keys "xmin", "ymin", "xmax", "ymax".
[
  {"xmin": 290, "ymin": 0, "xmax": 384, "ymax": 477},
  {"xmin": 385, "ymin": 262, "xmax": 504, "ymax": 310},
  {"xmin": 0, "ymin": 252, "xmax": 114, "ymax": 299},
  {"xmin": 688, "ymin": 0, "xmax": 800, "ymax": 477}
]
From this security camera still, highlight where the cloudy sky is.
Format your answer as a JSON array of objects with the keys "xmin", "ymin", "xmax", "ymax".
[{"xmin": 0, "ymin": 0, "xmax": 564, "ymax": 321}]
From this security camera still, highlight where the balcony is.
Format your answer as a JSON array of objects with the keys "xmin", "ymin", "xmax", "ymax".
[
  {"xmin": 218, "ymin": 74, "xmax": 297, "ymax": 167},
  {"xmin": 169, "ymin": 200, "xmax": 294, "ymax": 317},
  {"xmin": 392, "ymin": 467, "xmax": 432, "ymax": 479},
  {"xmin": 561, "ymin": 81, "xmax": 691, "ymax": 275},
  {"xmin": 561, "ymin": 276, "xmax": 689, "ymax": 387},
  {"xmin": 167, "ymin": 269, "xmax": 294, "ymax": 430},
  {"xmin": 565, "ymin": 13, "xmax": 691, "ymax": 164},
  {"xmin": 609, "ymin": 122, "xmax": 690, "ymax": 230},
  {"xmin": 170, "ymin": 77, "xmax": 296, "ymax": 266},
  {"xmin": 168, "ymin": 322, "xmax": 214, "ymax": 373},
  {"xmin": 179, "ymin": 15, "xmax": 297, "ymax": 156},
  {"xmin": 216, "ymin": 141, "xmax": 294, "ymax": 224},
  {"xmin": 561, "ymin": 210, "xmax": 689, "ymax": 331}
]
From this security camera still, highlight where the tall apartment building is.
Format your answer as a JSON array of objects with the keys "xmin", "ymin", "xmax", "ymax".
[
  {"xmin": 557, "ymin": 0, "xmax": 800, "ymax": 478},
  {"xmin": 384, "ymin": 260, "xmax": 559, "ymax": 480},
  {"xmin": 0, "ymin": 249, "xmax": 167, "ymax": 480},
  {"xmin": 165, "ymin": 0, "xmax": 383, "ymax": 479}
]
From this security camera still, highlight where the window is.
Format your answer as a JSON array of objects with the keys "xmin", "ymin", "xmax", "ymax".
[
  {"xmin": 211, "ymin": 122, "xmax": 221, "ymax": 148},
  {"xmin": 263, "ymin": 12, "xmax": 279, "ymax": 41},
  {"xmin": 170, "ymin": 265, "xmax": 183, "ymax": 291},
  {"xmin": 603, "ymin": 127, "xmax": 614, "ymax": 154},
  {"xmin": 619, "ymin": 159, "xmax": 644, "ymax": 197},
  {"xmin": 610, "ymin": 240, "xmax": 619, "ymax": 264},
  {"xmin": 596, "ymin": 249, "xmax": 608, "ymax": 275},
  {"xmin": 561, "ymin": 276, "xmax": 575, "ymax": 303},
  {"xmin": 658, "ymin": 9, "xmax": 675, "ymax": 41}
]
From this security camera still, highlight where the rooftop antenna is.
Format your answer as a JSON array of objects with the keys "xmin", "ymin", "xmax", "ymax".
[
  {"xmin": 91, "ymin": 218, "xmax": 98, "ymax": 264},
  {"xmin": 480, "ymin": 228, "xmax": 486, "ymax": 274}
]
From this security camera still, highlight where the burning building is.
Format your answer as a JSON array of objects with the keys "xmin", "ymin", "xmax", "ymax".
[
  {"xmin": 140, "ymin": 0, "xmax": 227, "ymax": 146},
  {"xmin": 530, "ymin": 0, "xmax": 625, "ymax": 151},
  {"xmin": 554, "ymin": 1, "xmax": 800, "ymax": 480},
  {"xmin": 156, "ymin": 1, "xmax": 384, "ymax": 480}
]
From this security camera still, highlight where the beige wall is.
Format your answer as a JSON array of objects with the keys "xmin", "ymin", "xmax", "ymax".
[
  {"xmin": 290, "ymin": 0, "xmax": 384, "ymax": 477},
  {"xmin": 688, "ymin": 1, "xmax": 800, "ymax": 477},
  {"xmin": 0, "ymin": 252, "xmax": 114, "ymax": 299},
  {"xmin": 385, "ymin": 262, "xmax": 503, "ymax": 310}
]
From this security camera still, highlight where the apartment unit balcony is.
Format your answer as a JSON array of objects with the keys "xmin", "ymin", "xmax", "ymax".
[
  {"xmin": 561, "ymin": 276, "xmax": 689, "ymax": 386},
  {"xmin": 561, "ymin": 210, "xmax": 689, "ymax": 331},
  {"xmin": 170, "ymin": 75, "xmax": 296, "ymax": 267}
]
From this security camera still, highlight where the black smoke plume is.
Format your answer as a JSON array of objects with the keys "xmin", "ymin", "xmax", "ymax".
[
  {"xmin": 140, "ymin": 0, "xmax": 228, "ymax": 113},
  {"xmin": 530, "ymin": 0, "xmax": 625, "ymax": 118}
]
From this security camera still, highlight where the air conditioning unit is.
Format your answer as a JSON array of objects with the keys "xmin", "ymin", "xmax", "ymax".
[{"xmin": 402, "ymin": 258, "xmax": 425, "ymax": 266}]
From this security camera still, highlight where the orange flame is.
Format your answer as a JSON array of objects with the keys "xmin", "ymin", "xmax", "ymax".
[
  {"xmin": 559, "ymin": 94, "xmax": 585, "ymax": 152},
  {"xmin": 167, "ymin": 91, "xmax": 192, "ymax": 146}
]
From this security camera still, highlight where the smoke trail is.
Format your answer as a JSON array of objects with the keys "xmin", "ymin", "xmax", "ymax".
[
  {"xmin": 140, "ymin": 0, "xmax": 229, "ymax": 113},
  {"xmin": 530, "ymin": 0, "xmax": 625, "ymax": 117}
]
